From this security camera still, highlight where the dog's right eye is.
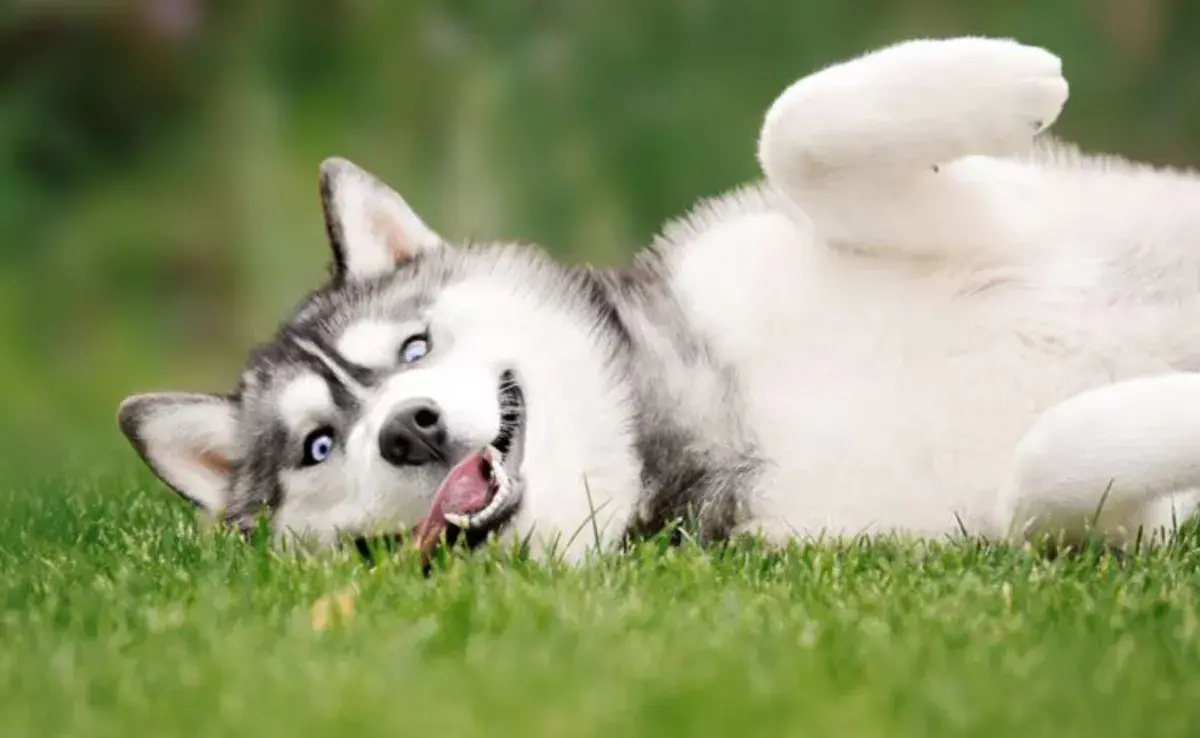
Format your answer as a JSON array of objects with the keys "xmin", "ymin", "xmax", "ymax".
[
  {"xmin": 302, "ymin": 427, "xmax": 336, "ymax": 466},
  {"xmin": 399, "ymin": 334, "xmax": 430, "ymax": 364}
]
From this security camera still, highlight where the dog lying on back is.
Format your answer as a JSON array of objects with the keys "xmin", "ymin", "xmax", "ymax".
[{"xmin": 119, "ymin": 37, "xmax": 1200, "ymax": 561}]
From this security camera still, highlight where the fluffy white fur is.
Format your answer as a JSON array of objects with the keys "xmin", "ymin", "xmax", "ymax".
[
  {"xmin": 277, "ymin": 373, "xmax": 335, "ymax": 430},
  {"xmin": 336, "ymin": 320, "xmax": 414, "ymax": 370},
  {"xmin": 667, "ymin": 37, "xmax": 1200, "ymax": 546}
]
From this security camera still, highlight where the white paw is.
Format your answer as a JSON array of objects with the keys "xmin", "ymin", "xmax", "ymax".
[
  {"xmin": 761, "ymin": 36, "xmax": 1071, "ymax": 177},
  {"xmin": 865, "ymin": 36, "xmax": 1070, "ymax": 156}
]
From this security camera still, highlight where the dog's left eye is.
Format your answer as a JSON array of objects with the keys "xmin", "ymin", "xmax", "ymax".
[
  {"xmin": 399, "ymin": 335, "xmax": 430, "ymax": 364},
  {"xmin": 302, "ymin": 427, "xmax": 336, "ymax": 466}
]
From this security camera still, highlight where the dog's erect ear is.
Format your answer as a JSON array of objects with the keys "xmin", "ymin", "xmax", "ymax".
[
  {"xmin": 117, "ymin": 393, "xmax": 240, "ymax": 514},
  {"xmin": 318, "ymin": 157, "xmax": 443, "ymax": 283}
]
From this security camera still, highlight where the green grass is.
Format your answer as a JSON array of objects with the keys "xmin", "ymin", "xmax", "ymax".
[{"xmin": 3, "ymin": 470, "xmax": 1200, "ymax": 738}]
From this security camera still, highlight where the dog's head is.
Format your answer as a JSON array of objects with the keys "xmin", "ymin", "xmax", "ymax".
[{"xmin": 118, "ymin": 159, "xmax": 635, "ymax": 552}]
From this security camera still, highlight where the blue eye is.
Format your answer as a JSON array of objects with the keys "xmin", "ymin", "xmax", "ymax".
[
  {"xmin": 400, "ymin": 335, "xmax": 430, "ymax": 364},
  {"xmin": 302, "ymin": 428, "xmax": 335, "ymax": 466}
]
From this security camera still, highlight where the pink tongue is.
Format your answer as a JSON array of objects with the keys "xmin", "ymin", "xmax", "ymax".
[{"xmin": 412, "ymin": 450, "xmax": 492, "ymax": 560}]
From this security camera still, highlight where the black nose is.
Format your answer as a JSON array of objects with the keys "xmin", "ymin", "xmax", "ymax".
[{"xmin": 378, "ymin": 398, "xmax": 448, "ymax": 467}]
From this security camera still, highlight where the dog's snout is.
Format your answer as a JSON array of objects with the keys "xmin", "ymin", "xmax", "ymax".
[{"xmin": 378, "ymin": 398, "xmax": 448, "ymax": 466}]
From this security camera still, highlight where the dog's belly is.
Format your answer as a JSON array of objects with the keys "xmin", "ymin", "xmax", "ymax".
[
  {"xmin": 736, "ymin": 285, "xmax": 1190, "ymax": 539},
  {"xmin": 670, "ymin": 203, "xmax": 1200, "ymax": 540},
  {"xmin": 742, "ymin": 342, "xmax": 1080, "ymax": 540}
]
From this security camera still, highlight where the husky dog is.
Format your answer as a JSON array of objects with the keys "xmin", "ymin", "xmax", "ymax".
[{"xmin": 119, "ymin": 37, "xmax": 1200, "ymax": 562}]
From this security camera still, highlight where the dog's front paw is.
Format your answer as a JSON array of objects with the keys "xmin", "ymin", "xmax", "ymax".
[
  {"xmin": 873, "ymin": 36, "xmax": 1069, "ymax": 155},
  {"xmin": 759, "ymin": 36, "xmax": 1070, "ymax": 180}
]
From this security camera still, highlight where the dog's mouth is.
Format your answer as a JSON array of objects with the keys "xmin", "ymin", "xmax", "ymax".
[{"xmin": 408, "ymin": 370, "xmax": 526, "ymax": 562}]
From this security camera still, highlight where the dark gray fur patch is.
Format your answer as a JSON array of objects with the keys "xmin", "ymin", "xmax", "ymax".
[
  {"xmin": 223, "ymin": 326, "xmax": 370, "ymax": 530},
  {"xmin": 223, "ymin": 422, "xmax": 286, "ymax": 528},
  {"xmin": 625, "ymin": 423, "xmax": 760, "ymax": 544},
  {"xmin": 574, "ymin": 246, "xmax": 764, "ymax": 543}
]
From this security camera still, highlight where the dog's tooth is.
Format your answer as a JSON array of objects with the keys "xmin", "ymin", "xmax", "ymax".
[
  {"xmin": 444, "ymin": 512, "xmax": 471, "ymax": 529},
  {"xmin": 473, "ymin": 479, "xmax": 510, "ymax": 529},
  {"xmin": 494, "ymin": 477, "xmax": 513, "ymax": 507}
]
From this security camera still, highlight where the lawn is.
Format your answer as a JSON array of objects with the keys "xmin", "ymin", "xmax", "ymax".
[{"xmin": 2, "ymin": 468, "xmax": 1199, "ymax": 738}]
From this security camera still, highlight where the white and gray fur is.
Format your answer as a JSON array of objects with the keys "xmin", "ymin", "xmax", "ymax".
[{"xmin": 120, "ymin": 37, "xmax": 1200, "ymax": 561}]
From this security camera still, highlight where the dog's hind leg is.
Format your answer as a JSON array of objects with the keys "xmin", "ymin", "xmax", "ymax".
[
  {"xmin": 757, "ymin": 37, "xmax": 1068, "ymax": 259},
  {"xmin": 996, "ymin": 373, "xmax": 1200, "ymax": 549}
]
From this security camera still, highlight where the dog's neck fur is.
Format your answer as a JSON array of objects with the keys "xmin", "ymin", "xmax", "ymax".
[{"xmin": 576, "ymin": 258, "xmax": 763, "ymax": 543}]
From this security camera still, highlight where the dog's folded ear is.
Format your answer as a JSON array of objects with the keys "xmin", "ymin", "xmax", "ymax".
[
  {"xmin": 117, "ymin": 392, "xmax": 239, "ymax": 514},
  {"xmin": 318, "ymin": 157, "xmax": 444, "ymax": 284}
]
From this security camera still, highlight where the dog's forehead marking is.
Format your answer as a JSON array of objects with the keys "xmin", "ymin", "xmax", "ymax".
[
  {"xmin": 336, "ymin": 319, "xmax": 404, "ymax": 370},
  {"xmin": 292, "ymin": 337, "xmax": 368, "ymax": 399},
  {"xmin": 278, "ymin": 372, "xmax": 335, "ymax": 430}
]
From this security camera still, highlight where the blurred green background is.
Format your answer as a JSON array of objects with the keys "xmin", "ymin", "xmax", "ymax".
[{"xmin": 3, "ymin": 0, "xmax": 1200, "ymax": 470}]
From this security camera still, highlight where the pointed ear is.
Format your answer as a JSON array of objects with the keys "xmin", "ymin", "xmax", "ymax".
[
  {"xmin": 117, "ymin": 392, "xmax": 240, "ymax": 514},
  {"xmin": 318, "ymin": 157, "xmax": 443, "ymax": 283}
]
